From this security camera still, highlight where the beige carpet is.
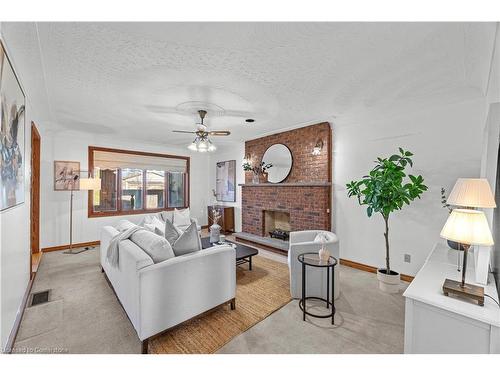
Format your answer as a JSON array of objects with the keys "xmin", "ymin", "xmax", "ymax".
[{"xmin": 149, "ymin": 255, "xmax": 291, "ymax": 354}]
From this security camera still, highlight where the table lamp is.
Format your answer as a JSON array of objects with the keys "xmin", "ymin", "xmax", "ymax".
[
  {"xmin": 440, "ymin": 209, "xmax": 494, "ymax": 305},
  {"xmin": 446, "ymin": 178, "xmax": 496, "ymax": 208},
  {"xmin": 64, "ymin": 175, "xmax": 101, "ymax": 254}
]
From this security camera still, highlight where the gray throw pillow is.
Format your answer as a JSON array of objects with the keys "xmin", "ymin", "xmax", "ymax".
[
  {"xmin": 130, "ymin": 229, "xmax": 175, "ymax": 263},
  {"xmin": 164, "ymin": 218, "xmax": 182, "ymax": 245},
  {"xmin": 172, "ymin": 221, "xmax": 201, "ymax": 256}
]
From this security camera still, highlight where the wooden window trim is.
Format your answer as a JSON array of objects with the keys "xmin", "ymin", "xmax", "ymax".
[{"xmin": 88, "ymin": 146, "xmax": 190, "ymax": 218}]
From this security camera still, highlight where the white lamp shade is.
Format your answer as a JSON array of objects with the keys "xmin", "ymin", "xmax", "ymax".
[
  {"xmin": 440, "ymin": 209, "xmax": 494, "ymax": 246},
  {"xmin": 79, "ymin": 177, "xmax": 101, "ymax": 191},
  {"xmin": 446, "ymin": 178, "xmax": 496, "ymax": 208}
]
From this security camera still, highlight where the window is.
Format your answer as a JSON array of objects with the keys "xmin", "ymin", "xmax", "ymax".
[{"xmin": 88, "ymin": 147, "xmax": 189, "ymax": 217}]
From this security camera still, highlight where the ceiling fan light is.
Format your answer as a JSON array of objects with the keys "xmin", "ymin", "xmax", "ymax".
[
  {"xmin": 208, "ymin": 142, "xmax": 217, "ymax": 152},
  {"xmin": 188, "ymin": 142, "xmax": 198, "ymax": 151}
]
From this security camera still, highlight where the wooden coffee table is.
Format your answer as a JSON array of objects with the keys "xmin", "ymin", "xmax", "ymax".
[{"xmin": 201, "ymin": 237, "xmax": 259, "ymax": 270}]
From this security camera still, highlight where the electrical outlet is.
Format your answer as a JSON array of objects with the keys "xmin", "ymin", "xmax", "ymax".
[{"xmin": 404, "ymin": 254, "xmax": 411, "ymax": 263}]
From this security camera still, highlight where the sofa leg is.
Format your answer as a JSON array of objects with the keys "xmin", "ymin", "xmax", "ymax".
[
  {"xmin": 101, "ymin": 266, "xmax": 104, "ymax": 273},
  {"xmin": 230, "ymin": 298, "xmax": 236, "ymax": 310},
  {"xmin": 142, "ymin": 339, "xmax": 149, "ymax": 354}
]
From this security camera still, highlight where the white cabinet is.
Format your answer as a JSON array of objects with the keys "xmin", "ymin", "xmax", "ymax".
[{"xmin": 404, "ymin": 243, "xmax": 500, "ymax": 353}]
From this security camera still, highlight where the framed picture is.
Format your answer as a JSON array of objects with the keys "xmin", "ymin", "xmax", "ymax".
[
  {"xmin": 216, "ymin": 160, "xmax": 236, "ymax": 202},
  {"xmin": 1, "ymin": 40, "xmax": 26, "ymax": 211},
  {"xmin": 54, "ymin": 161, "xmax": 80, "ymax": 191}
]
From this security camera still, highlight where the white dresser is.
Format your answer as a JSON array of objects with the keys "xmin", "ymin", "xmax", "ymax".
[{"xmin": 404, "ymin": 242, "xmax": 500, "ymax": 353}]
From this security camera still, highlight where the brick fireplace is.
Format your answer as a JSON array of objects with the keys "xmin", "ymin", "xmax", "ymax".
[{"xmin": 236, "ymin": 122, "xmax": 332, "ymax": 252}]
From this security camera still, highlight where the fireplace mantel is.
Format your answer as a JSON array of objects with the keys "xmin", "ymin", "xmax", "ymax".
[{"xmin": 238, "ymin": 182, "xmax": 331, "ymax": 187}]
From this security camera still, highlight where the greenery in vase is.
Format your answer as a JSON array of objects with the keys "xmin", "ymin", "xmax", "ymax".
[
  {"xmin": 243, "ymin": 161, "xmax": 273, "ymax": 175},
  {"xmin": 346, "ymin": 147, "xmax": 428, "ymax": 275}
]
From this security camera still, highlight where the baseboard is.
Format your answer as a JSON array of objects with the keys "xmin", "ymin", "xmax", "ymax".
[
  {"xmin": 3, "ymin": 275, "xmax": 35, "ymax": 353},
  {"xmin": 42, "ymin": 240, "xmax": 100, "ymax": 253},
  {"xmin": 340, "ymin": 258, "xmax": 414, "ymax": 282}
]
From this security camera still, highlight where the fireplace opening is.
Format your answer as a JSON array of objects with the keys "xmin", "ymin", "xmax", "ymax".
[{"xmin": 263, "ymin": 210, "xmax": 291, "ymax": 241}]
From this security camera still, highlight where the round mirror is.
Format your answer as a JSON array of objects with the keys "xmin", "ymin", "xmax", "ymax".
[{"xmin": 261, "ymin": 143, "xmax": 293, "ymax": 183}]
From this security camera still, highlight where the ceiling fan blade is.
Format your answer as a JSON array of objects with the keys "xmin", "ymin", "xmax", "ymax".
[
  {"xmin": 209, "ymin": 131, "xmax": 231, "ymax": 136},
  {"xmin": 172, "ymin": 130, "xmax": 196, "ymax": 134}
]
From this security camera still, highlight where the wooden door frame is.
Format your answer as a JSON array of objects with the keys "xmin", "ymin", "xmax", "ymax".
[{"xmin": 30, "ymin": 122, "xmax": 41, "ymax": 278}]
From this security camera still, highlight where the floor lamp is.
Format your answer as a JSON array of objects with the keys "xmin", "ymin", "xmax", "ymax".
[{"xmin": 64, "ymin": 175, "xmax": 101, "ymax": 255}]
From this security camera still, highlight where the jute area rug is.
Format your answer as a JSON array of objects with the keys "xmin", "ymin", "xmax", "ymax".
[{"xmin": 149, "ymin": 255, "xmax": 291, "ymax": 353}]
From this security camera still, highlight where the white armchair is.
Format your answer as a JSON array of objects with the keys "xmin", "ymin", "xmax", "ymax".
[{"xmin": 288, "ymin": 230, "xmax": 340, "ymax": 300}]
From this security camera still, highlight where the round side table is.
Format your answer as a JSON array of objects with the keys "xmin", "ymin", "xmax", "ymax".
[{"xmin": 298, "ymin": 252, "xmax": 338, "ymax": 325}]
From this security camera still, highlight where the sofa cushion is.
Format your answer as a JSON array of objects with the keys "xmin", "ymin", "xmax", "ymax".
[
  {"xmin": 130, "ymin": 230, "xmax": 175, "ymax": 263},
  {"xmin": 164, "ymin": 218, "xmax": 182, "ymax": 245},
  {"xmin": 173, "ymin": 208, "xmax": 191, "ymax": 227},
  {"xmin": 143, "ymin": 223, "xmax": 156, "ymax": 233},
  {"xmin": 172, "ymin": 221, "xmax": 201, "ymax": 256}
]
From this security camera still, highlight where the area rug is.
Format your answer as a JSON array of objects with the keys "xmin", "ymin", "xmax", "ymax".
[{"xmin": 149, "ymin": 255, "xmax": 291, "ymax": 353}]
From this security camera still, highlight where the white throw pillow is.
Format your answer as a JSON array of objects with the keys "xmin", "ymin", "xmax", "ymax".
[
  {"xmin": 151, "ymin": 216, "xmax": 165, "ymax": 236},
  {"xmin": 116, "ymin": 220, "xmax": 136, "ymax": 232},
  {"xmin": 313, "ymin": 232, "xmax": 329, "ymax": 244},
  {"xmin": 172, "ymin": 221, "xmax": 201, "ymax": 256},
  {"xmin": 130, "ymin": 229, "xmax": 175, "ymax": 263},
  {"xmin": 143, "ymin": 223, "xmax": 156, "ymax": 233},
  {"xmin": 164, "ymin": 219, "xmax": 182, "ymax": 245},
  {"xmin": 160, "ymin": 210, "xmax": 174, "ymax": 223},
  {"xmin": 173, "ymin": 208, "xmax": 191, "ymax": 228}
]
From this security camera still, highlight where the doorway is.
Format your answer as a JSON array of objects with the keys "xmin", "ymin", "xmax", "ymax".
[{"xmin": 30, "ymin": 122, "xmax": 41, "ymax": 278}]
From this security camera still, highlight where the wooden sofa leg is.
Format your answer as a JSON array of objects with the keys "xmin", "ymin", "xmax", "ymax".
[
  {"xmin": 230, "ymin": 298, "xmax": 236, "ymax": 310},
  {"xmin": 101, "ymin": 266, "xmax": 104, "ymax": 273},
  {"xmin": 142, "ymin": 339, "xmax": 149, "ymax": 354}
]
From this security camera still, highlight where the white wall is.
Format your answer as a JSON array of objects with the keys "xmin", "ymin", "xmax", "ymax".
[
  {"xmin": 0, "ymin": 23, "xmax": 37, "ymax": 349},
  {"xmin": 333, "ymin": 97, "xmax": 488, "ymax": 276},
  {"xmin": 208, "ymin": 143, "xmax": 245, "ymax": 232},
  {"xmin": 40, "ymin": 130, "xmax": 211, "ymax": 248}
]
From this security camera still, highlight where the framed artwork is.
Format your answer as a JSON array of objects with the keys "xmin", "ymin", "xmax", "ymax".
[
  {"xmin": 216, "ymin": 160, "xmax": 236, "ymax": 202},
  {"xmin": 54, "ymin": 161, "xmax": 80, "ymax": 191},
  {"xmin": 1, "ymin": 40, "xmax": 26, "ymax": 211}
]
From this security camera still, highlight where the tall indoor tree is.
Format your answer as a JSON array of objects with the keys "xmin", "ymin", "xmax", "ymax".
[{"xmin": 346, "ymin": 148, "xmax": 427, "ymax": 292}]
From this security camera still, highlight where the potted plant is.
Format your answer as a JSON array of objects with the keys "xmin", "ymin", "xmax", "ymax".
[
  {"xmin": 243, "ymin": 160, "xmax": 272, "ymax": 184},
  {"xmin": 346, "ymin": 148, "xmax": 427, "ymax": 293}
]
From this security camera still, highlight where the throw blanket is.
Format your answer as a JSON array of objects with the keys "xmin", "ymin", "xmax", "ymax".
[{"xmin": 107, "ymin": 225, "xmax": 142, "ymax": 267}]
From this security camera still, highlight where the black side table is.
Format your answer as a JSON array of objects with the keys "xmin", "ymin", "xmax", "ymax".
[{"xmin": 298, "ymin": 252, "xmax": 338, "ymax": 325}]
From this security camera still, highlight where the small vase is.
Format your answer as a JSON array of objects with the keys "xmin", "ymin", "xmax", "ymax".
[
  {"xmin": 209, "ymin": 223, "xmax": 221, "ymax": 243},
  {"xmin": 252, "ymin": 173, "xmax": 260, "ymax": 184},
  {"xmin": 318, "ymin": 247, "xmax": 330, "ymax": 262}
]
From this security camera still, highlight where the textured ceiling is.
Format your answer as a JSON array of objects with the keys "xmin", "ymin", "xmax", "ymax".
[{"xmin": 1, "ymin": 22, "xmax": 497, "ymax": 146}]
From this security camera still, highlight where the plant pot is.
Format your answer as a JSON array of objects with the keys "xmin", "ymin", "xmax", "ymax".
[{"xmin": 377, "ymin": 269, "xmax": 400, "ymax": 293}]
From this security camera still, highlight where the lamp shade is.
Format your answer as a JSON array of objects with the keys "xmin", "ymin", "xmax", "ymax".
[
  {"xmin": 446, "ymin": 178, "xmax": 496, "ymax": 208},
  {"xmin": 440, "ymin": 209, "xmax": 494, "ymax": 246},
  {"xmin": 79, "ymin": 177, "xmax": 101, "ymax": 191}
]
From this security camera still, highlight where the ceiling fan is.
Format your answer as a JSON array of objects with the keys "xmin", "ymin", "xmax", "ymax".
[{"xmin": 173, "ymin": 110, "xmax": 230, "ymax": 152}]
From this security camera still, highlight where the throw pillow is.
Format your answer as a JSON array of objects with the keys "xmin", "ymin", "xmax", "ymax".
[
  {"xmin": 151, "ymin": 216, "xmax": 165, "ymax": 236},
  {"xmin": 116, "ymin": 220, "xmax": 136, "ymax": 232},
  {"xmin": 130, "ymin": 229, "xmax": 175, "ymax": 263},
  {"xmin": 160, "ymin": 210, "xmax": 173, "ymax": 224},
  {"xmin": 164, "ymin": 218, "xmax": 182, "ymax": 245},
  {"xmin": 313, "ymin": 232, "xmax": 329, "ymax": 244},
  {"xmin": 143, "ymin": 223, "xmax": 156, "ymax": 233},
  {"xmin": 172, "ymin": 221, "xmax": 201, "ymax": 256},
  {"xmin": 173, "ymin": 207, "xmax": 191, "ymax": 228}
]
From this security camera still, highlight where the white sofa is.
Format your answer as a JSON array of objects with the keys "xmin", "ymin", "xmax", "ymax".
[
  {"xmin": 100, "ymin": 225, "xmax": 236, "ymax": 353},
  {"xmin": 288, "ymin": 230, "xmax": 340, "ymax": 301}
]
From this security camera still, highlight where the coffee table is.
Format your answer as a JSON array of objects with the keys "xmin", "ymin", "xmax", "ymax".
[{"xmin": 201, "ymin": 237, "xmax": 259, "ymax": 270}]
